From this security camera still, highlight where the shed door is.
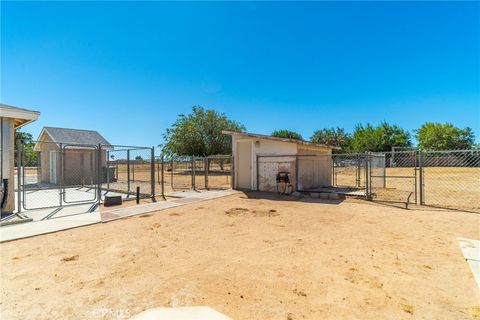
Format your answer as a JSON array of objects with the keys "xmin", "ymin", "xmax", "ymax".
[{"xmin": 236, "ymin": 141, "xmax": 252, "ymax": 189}]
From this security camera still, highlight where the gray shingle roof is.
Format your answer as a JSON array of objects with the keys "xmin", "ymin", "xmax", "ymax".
[{"xmin": 42, "ymin": 127, "xmax": 112, "ymax": 146}]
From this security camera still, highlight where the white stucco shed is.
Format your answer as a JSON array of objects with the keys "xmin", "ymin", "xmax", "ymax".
[{"xmin": 223, "ymin": 131, "xmax": 338, "ymax": 192}]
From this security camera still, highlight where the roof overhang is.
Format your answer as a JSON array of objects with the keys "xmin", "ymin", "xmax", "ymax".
[
  {"xmin": 222, "ymin": 130, "xmax": 341, "ymax": 150},
  {"xmin": 0, "ymin": 103, "xmax": 40, "ymax": 129}
]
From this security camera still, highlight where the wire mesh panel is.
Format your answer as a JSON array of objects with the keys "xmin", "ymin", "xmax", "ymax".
[
  {"xmin": 369, "ymin": 151, "xmax": 417, "ymax": 204},
  {"xmin": 21, "ymin": 140, "xmax": 62, "ymax": 210},
  {"xmin": 62, "ymin": 144, "xmax": 98, "ymax": 204},
  {"xmin": 331, "ymin": 154, "xmax": 366, "ymax": 192},
  {"xmin": 422, "ymin": 150, "xmax": 480, "ymax": 212},
  {"xmin": 206, "ymin": 155, "xmax": 232, "ymax": 190},
  {"xmin": 103, "ymin": 146, "xmax": 153, "ymax": 200},
  {"xmin": 170, "ymin": 156, "xmax": 194, "ymax": 191},
  {"xmin": 193, "ymin": 157, "xmax": 206, "ymax": 189},
  {"xmin": 257, "ymin": 155, "xmax": 296, "ymax": 192}
]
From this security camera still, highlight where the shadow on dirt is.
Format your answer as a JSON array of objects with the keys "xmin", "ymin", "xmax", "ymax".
[{"xmin": 240, "ymin": 191, "xmax": 345, "ymax": 205}]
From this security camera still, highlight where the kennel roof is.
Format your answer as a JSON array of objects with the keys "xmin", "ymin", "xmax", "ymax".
[{"xmin": 35, "ymin": 126, "xmax": 112, "ymax": 149}]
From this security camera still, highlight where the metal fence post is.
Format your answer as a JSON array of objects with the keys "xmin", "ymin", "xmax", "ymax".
[
  {"xmin": 204, "ymin": 157, "xmax": 209, "ymax": 190},
  {"xmin": 191, "ymin": 156, "xmax": 196, "ymax": 190},
  {"xmin": 132, "ymin": 160, "xmax": 135, "ymax": 183},
  {"xmin": 256, "ymin": 154, "xmax": 260, "ymax": 191},
  {"xmin": 59, "ymin": 143, "xmax": 63, "ymax": 207},
  {"xmin": 356, "ymin": 154, "xmax": 360, "ymax": 187},
  {"xmin": 16, "ymin": 140, "xmax": 22, "ymax": 213},
  {"xmin": 414, "ymin": 150, "xmax": 418, "ymax": 204},
  {"xmin": 295, "ymin": 155, "xmax": 299, "ymax": 192},
  {"xmin": 418, "ymin": 150, "xmax": 424, "ymax": 205},
  {"xmin": 157, "ymin": 156, "xmax": 160, "ymax": 185},
  {"xmin": 365, "ymin": 152, "xmax": 370, "ymax": 200},
  {"xmin": 97, "ymin": 144, "xmax": 102, "ymax": 208},
  {"xmin": 230, "ymin": 155, "xmax": 234, "ymax": 189},
  {"xmin": 150, "ymin": 147, "xmax": 156, "ymax": 202},
  {"xmin": 170, "ymin": 158, "xmax": 174, "ymax": 189},
  {"xmin": 161, "ymin": 154, "xmax": 165, "ymax": 199},
  {"xmin": 106, "ymin": 150, "xmax": 110, "ymax": 191},
  {"xmin": 127, "ymin": 149, "xmax": 131, "ymax": 194},
  {"xmin": 332, "ymin": 155, "xmax": 335, "ymax": 186}
]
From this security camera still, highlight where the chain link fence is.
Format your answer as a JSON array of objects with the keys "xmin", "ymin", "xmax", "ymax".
[
  {"xmin": 255, "ymin": 149, "xmax": 480, "ymax": 212},
  {"xmin": 16, "ymin": 141, "xmax": 479, "ymax": 213},
  {"xmin": 155, "ymin": 155, "xmax": 233, "ymax": 194},
  {"xmin": 331, "ymin": 154, "xmax": 366, "ymax": 193},
  {"xmin": 104, "ymin": 146, "xmax": 154, "ymax": 201},
  {"xmin": 421, "ymin": 150, "xmax": 480, "ymax": 212},
  {"xmin": 369, "ymin": 151, "xmax": 417, "ymax": 205},
  {"xmin": 16, "ymin": 141, "xmax": 156, "ymax": 213}
]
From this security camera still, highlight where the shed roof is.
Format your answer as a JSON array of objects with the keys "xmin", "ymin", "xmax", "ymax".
[
  {"xmin": 222, "ymin": 131, "xmax": 340, "ymax": 150},
  {"xmin": 0, "ymin": 103, "xmax": 40, "ymax": 128},
  {"xmin": 37, "ymin": 127, "xmax": 112, "ymax": 147}
]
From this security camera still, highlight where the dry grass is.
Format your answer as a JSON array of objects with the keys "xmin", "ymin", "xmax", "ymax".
[
  {"xmin": 335, "ymin": 167, "xmax": 480, "ymax": 212},
  {"xmin": 1, "ymin": 192, "xmax": 479, "ymax": 319}
]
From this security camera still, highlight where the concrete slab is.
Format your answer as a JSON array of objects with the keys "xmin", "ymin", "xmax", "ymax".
[
  {"xmin": 166, "ymin": 190, "xmax": 205, "ymax": 198},
  {"xmin": 101, "ymin": 190, "xmax": 238, "ymax": 222},
  {"xmin": 130, "ymin": 306, "xmax": 232, "ymax": 320},
  {"xmin": 1, "ymin": 190, "xmax": 239, "ymax": 242},
  {"xmin": 0, "ymin": 212, "xmax": 101, "ymax": 242},
  {"xmin": 458, "ymin": 238, "xmax": 480, "ymax": 288}
]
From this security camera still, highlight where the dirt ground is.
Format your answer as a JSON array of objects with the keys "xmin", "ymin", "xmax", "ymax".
[{"xmin": 1, "ymin": 192, "xmax": 479, "ymax": 319}]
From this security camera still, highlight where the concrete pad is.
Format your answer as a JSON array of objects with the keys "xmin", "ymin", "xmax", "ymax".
[
  {"xmin": 2, "ymin": 190, "xmax": 239, "ymax": 242},
  {"xmin": 130, "ymin": 306, "xmax": 232, "ymax": 320},
  {"xmin": 319, "ymin": 193, "xmax": 329, "ymax": 200},
  {"xmin": 0, "ymin": 212, "xmax": 101, "ymax": 242},
  {"xmin": 458, "ymin": 238, "xmax": 480, "ymax": 288},
  {"xmin": 101, "ymin": 190, "xmax": 238, "ymax": 222},
  {"xmin": 167, "ymin": 190, "xmax": 203, "ymax": 198}
]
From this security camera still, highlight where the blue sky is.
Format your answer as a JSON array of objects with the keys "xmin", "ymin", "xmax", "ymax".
[{"xmin": 1, "ymin": 1, "xmax": 479, "ymax": 148}]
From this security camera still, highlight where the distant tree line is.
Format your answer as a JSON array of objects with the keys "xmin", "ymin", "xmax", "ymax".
[
  {"xmin": 309, "ymin": 122, "xmax": 475, "ymax": 153},
  {"xmin": 161, "ymin": 106, "xmax": 477, "ymax": 156}
]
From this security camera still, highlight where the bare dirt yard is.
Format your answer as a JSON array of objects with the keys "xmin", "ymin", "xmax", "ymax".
[{"xmin": 1, "ymin": 192, "xmax": 479, "ymax": 319}]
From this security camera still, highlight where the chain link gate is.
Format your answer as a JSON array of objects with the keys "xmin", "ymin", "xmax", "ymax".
[
  {"xmin": 367, "ymin": 151, "xmax": 417, "ymax": 206},
  {"xmin": 16, "ymin": 141, "xmax": 156, "ymax": 213},
  {"xmin": 62, "ymin": 144, "xmax": 99, "ymax": 204}
]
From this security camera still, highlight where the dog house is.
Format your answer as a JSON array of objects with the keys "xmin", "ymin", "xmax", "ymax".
[
  {"xmin": 222, "ymin": 131, "xmax": 338, "ymax": 192},
  {"xmin": 34, "ymin": 127, "xmax": 112, "ymax": 186},
  {"xmin": 1, "ymin": 104, "xmax": 40, "ymax": 214}
]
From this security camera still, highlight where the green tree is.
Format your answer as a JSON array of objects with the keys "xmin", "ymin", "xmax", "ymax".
[
  {"xmin": 271, "ymin": 130, "xmax": 303, "ymax": 140},
  {"xmin": 349, "ymin": 122, "xmax": 412, "ymax": 152},
  {"xmin": 14, "ymin": 131, "xmax": 38, "ymax": 166},
  {"xmin": 310, "ymin": 127, "xmax": 351, "ymax": 151},
  {"xmin": 163, "ymin": 105, "xmax": 245, "ymax": 156},
  {"xmin": 415, "ymin": 122, "xmax": 475, "ymax": 150}
]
